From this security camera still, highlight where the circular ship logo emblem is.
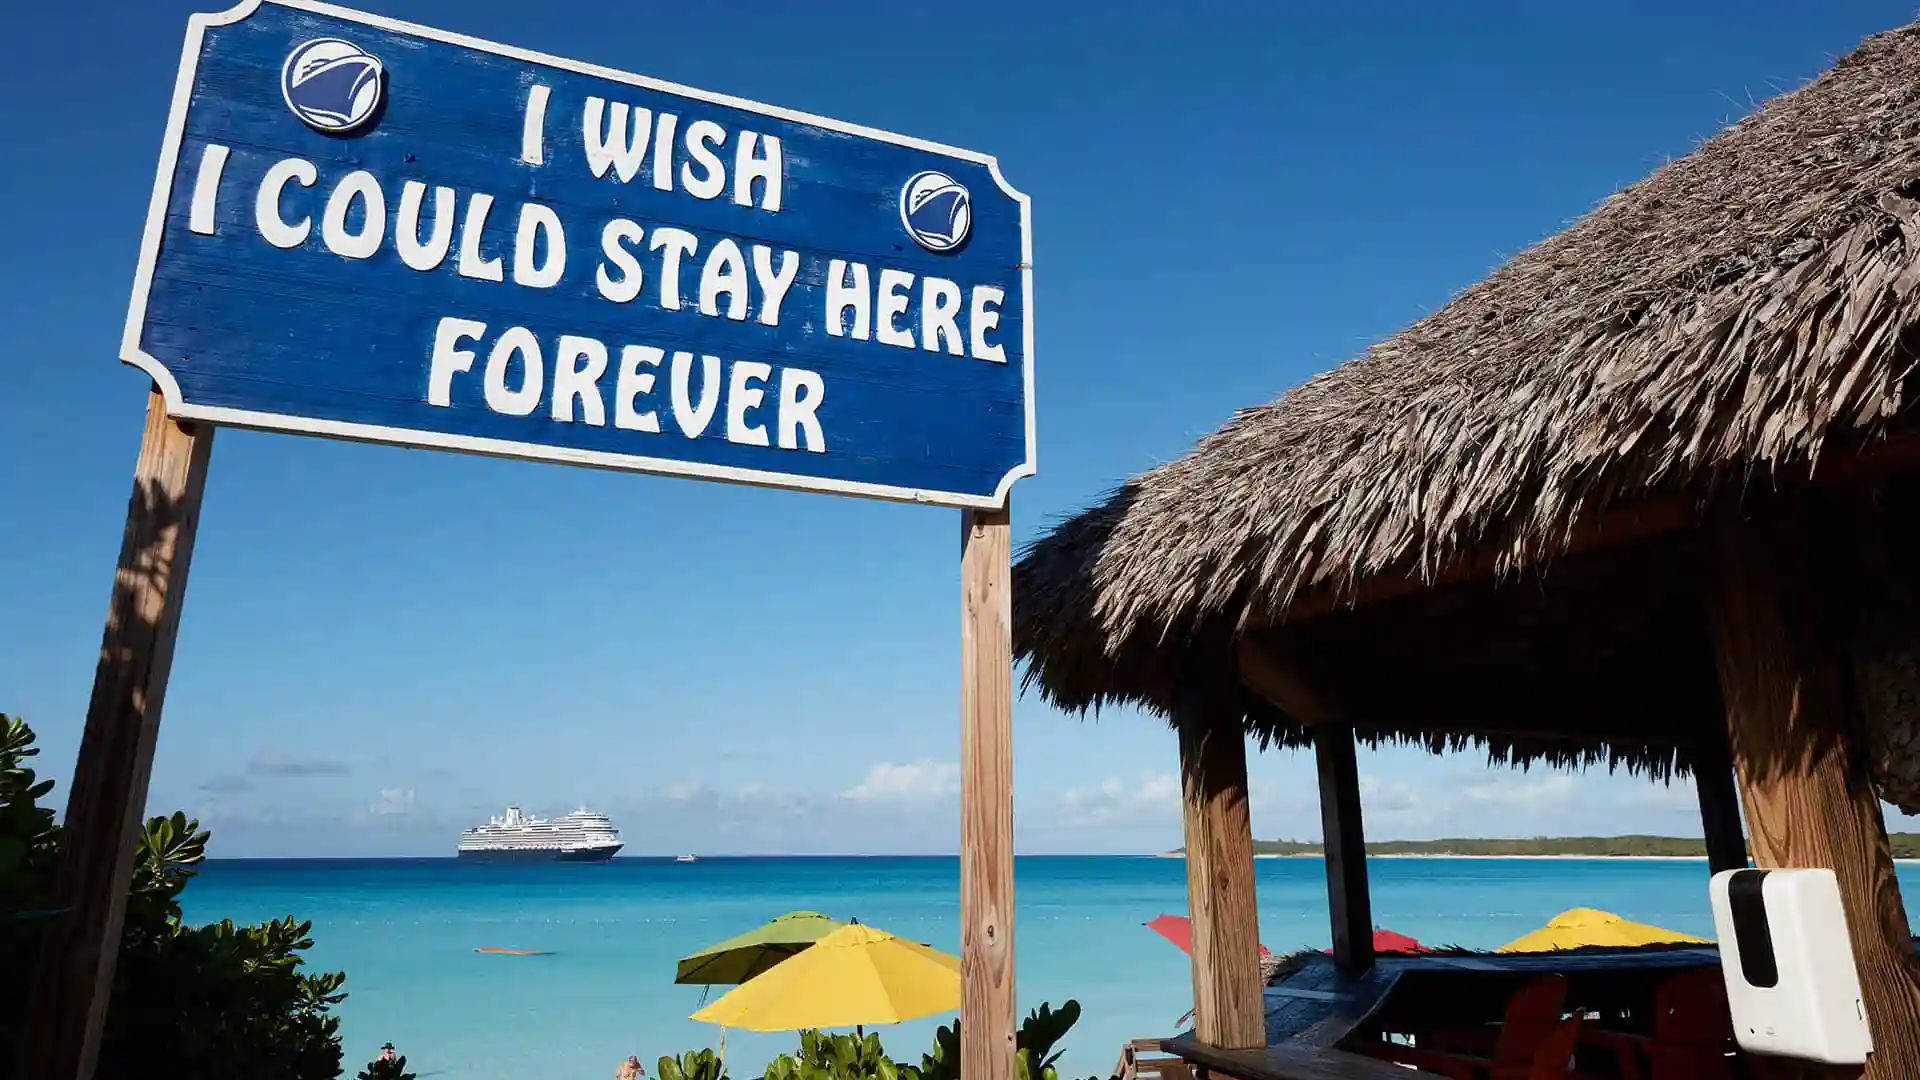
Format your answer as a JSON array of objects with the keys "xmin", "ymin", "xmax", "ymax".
[
  {"xmin": 899, "ymin": 171, "xmax": 971, "ymax": 253},
  {"xmin": 281, "ymin": 38, "xmax": 385, "ymax": 134}
]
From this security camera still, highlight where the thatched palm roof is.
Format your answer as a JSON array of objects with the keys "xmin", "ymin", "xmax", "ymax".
[{"xmin": 1018, "ymin": 23, "xmax": 1920, "ymax": 734}]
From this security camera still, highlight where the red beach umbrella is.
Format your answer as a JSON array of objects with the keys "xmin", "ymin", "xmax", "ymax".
[
  {"xmin": 1144, "ymin": 914, "xmax": 1271, "ymax": 957},
  {"xmin": 1319, "ymin": 928, "xmax": 1428, "ymax": 955}
]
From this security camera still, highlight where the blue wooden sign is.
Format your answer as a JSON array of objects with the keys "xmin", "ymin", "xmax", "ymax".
[{"xmin": 125, "ymin": 0, "xmax": 1034, "ymax": 508}]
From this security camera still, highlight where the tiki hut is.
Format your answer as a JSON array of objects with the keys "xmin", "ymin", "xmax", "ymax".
[{"xmin": 1017, "ymin": 21, "xmax": 1920, "ymax": 1079}]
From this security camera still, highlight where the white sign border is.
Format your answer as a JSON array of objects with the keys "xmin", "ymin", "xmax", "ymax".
[{"xmin": 122, "ymin": 0, "xmax": 1037, "ymax": 510}]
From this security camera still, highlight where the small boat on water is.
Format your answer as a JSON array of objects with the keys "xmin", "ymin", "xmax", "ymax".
[{"xmin": 677, "ymin": 854, "xmax": 697, "ymax": 863}]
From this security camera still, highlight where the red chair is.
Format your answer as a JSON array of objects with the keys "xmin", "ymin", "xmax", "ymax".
[
  {"xmin": 1647, "ymin": 968, "xmax": 1738, "ymax": 1080},
  {"xmin": 1588, "ymin": 969, "xmax": 1738, "ymax": 1080},
  {"xmin": 1371, "ymin": 975, "xmax": 1583, "ymax": 1080}
]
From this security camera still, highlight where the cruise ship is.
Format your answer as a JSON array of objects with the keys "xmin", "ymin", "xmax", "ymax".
[{"xmin": 457, "ymin": 806, "xmax": 623, "ymax": 862}]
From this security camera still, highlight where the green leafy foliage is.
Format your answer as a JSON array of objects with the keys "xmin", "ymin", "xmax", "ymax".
[
  {"xmin": 659, "ymin": 1047, "xmax": 730, "ymax": 1080},
  {"xmin": 762, "ymin": 1030, "xmax": 900, "ymax": 1080},
  {"xmin": 896, "ymin": 999, "xmax": 1087, "ymax": 1080},
  {"xmin": 899, "ymin": 1019, "xmax": 960, "ymax": 1080},
  {"xmin": 0, "ymin": 714, "xmax": 349, "ymax": 1080},
  {"xmin": 686, "ymin": 998, "xmax": 1094, "ymax": 1080},
  {"xmin": 0, "ymin": 715, "xmax": 58, "ymax": 906},
  {"xmin": 357, "ymin": 1053, "xmax": 417, "ymax": 1080},
  {"xmin": 1015, "ymin": 1000, "xmax": 1079, "ymax": 1080}
]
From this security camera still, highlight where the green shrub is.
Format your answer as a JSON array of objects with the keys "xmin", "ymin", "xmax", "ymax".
[
  {"xmin": 778, "ymin": 1030, "xmax": 901, "ymax": 1080},
  {"xmin": 660, "ymin": 1047, "xmax": 730, "ymax": 1080},
  {"xmin": 0, "ymin": 714, "xmax": 349, "ymax": 1080},
  {"xmin": 898, "ymin": 999, "xmax": 1084, "ymax": 1080},
  {"xmin": 698, "ymin": 998, "xmax": 1093, "ymax": 1080}
]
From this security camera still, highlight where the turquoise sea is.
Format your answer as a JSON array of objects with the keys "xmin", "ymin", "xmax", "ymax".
[{"xmin": 180, "ymin": 857, "xmax": 1920, "ymax": 1080}]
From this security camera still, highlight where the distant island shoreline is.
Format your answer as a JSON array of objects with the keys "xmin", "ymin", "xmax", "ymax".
[{"xmin": 1163, "ymin": 834, "xmax": 1920, "ymax": 859}]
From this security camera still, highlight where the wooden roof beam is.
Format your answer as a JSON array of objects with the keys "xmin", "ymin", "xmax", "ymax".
[{"xmin": 1236, "ymin": 635, "xmax": 1332, "ymax": 726}]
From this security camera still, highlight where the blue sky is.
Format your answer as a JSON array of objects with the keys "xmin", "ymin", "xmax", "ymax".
[{"xmin": 4, "ymin": 0, "xmax": 1916, "ymax": 857}]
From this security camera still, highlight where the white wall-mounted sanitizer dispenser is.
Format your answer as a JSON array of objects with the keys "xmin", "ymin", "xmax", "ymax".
[{"xmin": 1709, "ymin": 867, "xmax": 1872, "ymax": 1065}]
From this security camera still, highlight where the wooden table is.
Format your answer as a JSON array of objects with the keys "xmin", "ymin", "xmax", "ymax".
[{"xmin": 1161, "ymin": 1037, "xmax": 1446, "ymax": 1080}]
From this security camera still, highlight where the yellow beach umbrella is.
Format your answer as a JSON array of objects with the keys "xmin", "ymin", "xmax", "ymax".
[
  {"xmin": 690, "ymin": 923, "xmax": 960, "ymax": 1032},
  {"xmin": 1497, "ymin": 907, "xmax": 1711, "ymax": 953}
]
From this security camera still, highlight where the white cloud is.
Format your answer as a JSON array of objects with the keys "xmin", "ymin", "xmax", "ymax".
[
  {"xmin": 1459, "ymin": 772, "xmax": 1579, "ymax": 809},
  {"xmin": 840, "ymin": 761, "xmax": 960, "ymax": 804},
  {"xmin": 1054, "ymin": 771, "xmax": 1182, "ymax": 827},
  {"xmin": 369, "ymin": 788, "xmax": 416, "ymax": 816},
  {"xmin": 661, "ymin": 780, "xmax": 706, "ymax": 802}
]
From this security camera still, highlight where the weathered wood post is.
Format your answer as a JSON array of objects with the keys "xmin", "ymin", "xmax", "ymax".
[
  {"xmin": 1707, "ymin": 499, "xmax": 1920, "ymax": 1080},
  {"xmin": 1175, "ymin": 657, "xmax": 1266, "ymax": 1050},
  {"xmin": 961, "ymin": 504, "xmax": 1017, "ymax": 1080},
  {"xmin": 1690, "ymin": 725, "xmax": 1750, "ymax": 875},
  {"xmin": 21, "ymin": 390, "xmax": 214, "ymax": 1080},
  {"xmin": 1236, "ymin": 636, "xmax": 1371, "ymax": 976},
  {"xmin": 1315, "ymin": 723, "xmax": 1374, "ymax": 975}
]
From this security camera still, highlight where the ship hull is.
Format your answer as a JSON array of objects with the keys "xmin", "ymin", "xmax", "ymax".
[{"xmin": 456, "ymin": 844, "xmax": 623, "ymax": 863}]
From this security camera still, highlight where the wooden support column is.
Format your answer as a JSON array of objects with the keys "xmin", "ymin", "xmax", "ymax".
[
  {"xmin": 23, "ymin": 390, "xmax": 214, "ymax": 1080},
  {"xmin": 1176, "ymin": 664, "xmax": 1265, "ymax": 1050},
  {"xmin": 960, "ymin": 504, "xmax": 1015, "ymax": 1080},
  {"xmin": 1315, "ymin": 724, "xmax": 1374, "ymax": 975},
  {"xmin": 1707, "ymin": 500, "xmax": 1920, "ymax": 1080},
  {"xmin": 1690, "ymin": 726, "xmax": 1750, "ymax": 875},
  {"xmin": 1238, "ymin": 636, "xmax": 1374, "ymax": 974}
]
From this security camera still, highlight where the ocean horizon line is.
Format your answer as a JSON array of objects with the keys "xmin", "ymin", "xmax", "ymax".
[
  {"xmin": 200, "ymin": 852, "xmax": 1172, "ymax": 861},
  {"xmin": 195, "ymin": 850, "xmax": 1834, "ymax": 863}
]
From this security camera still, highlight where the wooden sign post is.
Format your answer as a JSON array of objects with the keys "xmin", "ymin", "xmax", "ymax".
[
  {"xmin": 24, "ymin": 4, "xmax": 1034, "ymax": 1077},
  {"xmin": 961, "ymin": 506, "xmax": 1016, "ymax": 1080},
  {"xmin": 22, "ymin": 391, "xmax": 213, "ymax": 1080}
]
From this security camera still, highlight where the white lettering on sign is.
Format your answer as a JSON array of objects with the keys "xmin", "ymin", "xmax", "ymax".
[
  {"xmin": 255, "ymin": 157, "xmax": 317, "ymax": 249},
  {"xmin": 596, "ymin": 219, "xmax": 647, "ymax": 303},
  {"xmin": 321, "ymin": 170, "xmax": 385, "ymax": 260},
  {"xmin": 521, "ymin": 83, "xmax": 552, "ymax": 165},
  {"xmin": 670, "ymin": 351, "xmax": 720, "ymax": 438},
  {"xmin": 777, "ymin": 368, "xmax": 825, "ymax": 451},
  {"xmin": 396, "ymin": 181, "xmax": 455, "ymax": 271},
  {"xmin": 681, "ymin": 119, "xmax": 727, "ymax": 201},
  {"xmin": 875, "ymin": 269, "xmax": 915, "ymax": 349},
  {"xmin": 578, "ymin": 97, "xmax": 784, "ymax": 212},
  {"xmin": 244, "ymin": 155, "xmax": 1011, "ymax": 367},
  {"xmin": 552, "ymin": 335, "xmax": 609, "ymax": 424},
  {"xmin": 458, "ymin": 192, "xmax": 505, "ymax": 282},
  {"xmin": 427, "ymin": 317, "xmax": 486, "ymax": 406},
  {"xmin": 615, "ymin": 345, "xmax": 664, "ymax": 433},
  {"xmin": 513, "ymin": 203, "xmax": 567, "ymax": 288},
  {"xmin": 425, "ymin": 317, "xmax": 825, "ymax": 454},
  {"xmin": 699, "ymin": 239, "xmax": 748, "ymax": 321},
  {"xmin": 921, "ymin": 277, "xmax": 964, "ymax": 356},
  {"xmin": 484, "ymin": 326, "xmax": 544, "ymax": 417},
  {"xmin": 733, "ymin": 132, "xmax": 783, "ymax": 213},
  {"xmin": 649, "ymin": 227, "xmax": 698, "ymax": 310},
  {"xmin": 826, "ymin": 259, "xmax": 871, "ymax": 341},
  {"xmin": 726, "ymin": 360, "xmax": 774, "ymax": 446},
  {"xmin": 751, "ymin": 246, "xmax": 798, "ymax": 326},
  {"xmin": 232, "ymin": 90, "xmax": 1012, "ymax": 479},
  {"xmin": 969, "ymin": 286, "xmax": 1007, "ymax": 364},
  {"xmin": 189, "ymin": 143, "xmax": 230, "ymax": 236}
]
